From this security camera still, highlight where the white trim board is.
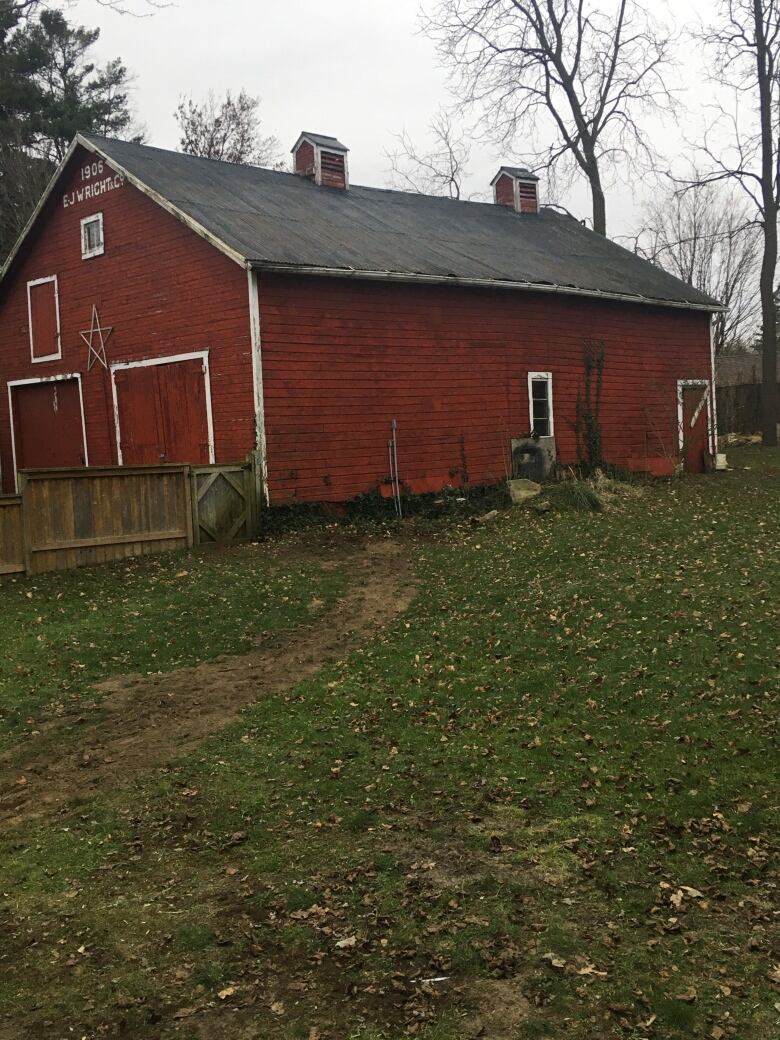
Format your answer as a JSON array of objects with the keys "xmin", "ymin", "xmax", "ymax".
[
  {"xmin": 709, "ymin": 318, "xmax": 719, "ymax": 455},
  {"xmin": 247, "ymin": 268, "xmax": 269, "ymax": 503},
  {"xmin": 7, "ymin": 372, "xmax": 89, "ymax": 492},
  {"xmin": 528, "ymin": 370, "xmax": 555, "ymax": 438},
  {"xmin": 677, "ymin": 379, "xmax": 713, "ymax": 456},
  {"xmin": 27, "ymin": 274, "xmax": 62, "ymax": 363},
  {"xmin": 109, "ymin": 350, "xmax": 215, "ymax": 466}
]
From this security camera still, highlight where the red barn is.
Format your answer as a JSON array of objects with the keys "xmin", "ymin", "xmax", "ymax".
[{"xmin": 0, "ymin": 131, "xmax": 721, "ymax": 502}]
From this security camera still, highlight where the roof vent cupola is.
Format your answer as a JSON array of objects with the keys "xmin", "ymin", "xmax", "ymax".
[
  {"xmin": 491, "ymin": 167, "xmax": 539, "ymax": 214},
  {"xmin": 292, "ymin": 132, "xmax": 349, "ymax": 189}
]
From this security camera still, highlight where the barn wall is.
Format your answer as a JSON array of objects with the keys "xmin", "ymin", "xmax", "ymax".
[
  {"xmin": 258, "ymin": 274, "xmax": 713, "ymax": 504},
  {"xmin": 0, "ymin": 146, "xmax": 255, "ymax": 493}
]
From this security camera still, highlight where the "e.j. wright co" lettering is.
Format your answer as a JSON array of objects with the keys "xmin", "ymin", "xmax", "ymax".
[{"xmin": 63, "ymin": 173, "xmax": 125, "ymax": 209}]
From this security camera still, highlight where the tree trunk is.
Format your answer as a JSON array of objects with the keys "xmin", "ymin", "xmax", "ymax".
[
  {"xmin": 755, "ymin": 0, "xmax": 778, "ymax": 447},
  {"xmin": 759, "ymin": 237, "xmax": 778, "ymax": 445},
  {"xmin": 591, "ymin": 178, "xmax": 607, "ymax": 237}
]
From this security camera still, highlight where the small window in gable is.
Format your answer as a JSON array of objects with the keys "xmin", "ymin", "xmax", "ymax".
[
  {"xmin": 81, "ymin": 212, "xmax": 104, "ymax": 259},
  {"xmin": 27, "ymin": 275, "xmax": 61, "ymax": 363},
  {"xmin": 528, "ymin": 371, "xmax": 554, "ymax": 437}
]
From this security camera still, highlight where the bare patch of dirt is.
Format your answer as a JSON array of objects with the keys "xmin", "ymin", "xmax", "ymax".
[
  {"xmin": 0, "ymin": 537, "xmax": 415, "ymax": 830},
  {"xmin": 461, "ymin": 978, "xmax": 531, "ymax": 1038}
]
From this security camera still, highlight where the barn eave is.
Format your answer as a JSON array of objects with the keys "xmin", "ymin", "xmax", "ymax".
[{"xmin": 247, "ymin": 260, "xmax": 726, "ymax": 313}]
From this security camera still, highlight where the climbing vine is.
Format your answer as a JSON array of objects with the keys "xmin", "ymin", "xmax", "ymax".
[{"xmin": 574, "ymin": 338, "xmax": 605, "ymax": 471}]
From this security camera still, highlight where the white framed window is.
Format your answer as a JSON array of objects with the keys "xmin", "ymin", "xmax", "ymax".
[
  {"xmin": 528, "ymin": 371, "xmax": 554, "ymax": 437},
  {"xmin": 80, "ymin": 212, "xmax": 104, "ymax": 259},
  {"xmin": 27, "ymin": 275, "xmax": 62, "ymax": 363}
]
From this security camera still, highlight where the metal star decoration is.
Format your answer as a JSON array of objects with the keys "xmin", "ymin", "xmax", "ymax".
[{"xmin": 80, "ymin": 305, "xmax": 113, "ymax": 370}]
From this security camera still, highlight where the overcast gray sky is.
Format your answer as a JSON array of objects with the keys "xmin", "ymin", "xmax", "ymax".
[{"xmin": 70, "ymin": 0, "xmax": 723, "ymax": 239}]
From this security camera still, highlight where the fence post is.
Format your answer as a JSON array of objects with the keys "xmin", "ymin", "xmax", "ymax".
[
  {"xmin": 249, "ymin": 451, "xmax": 263, "ymax": 538},
  {"xmin": 18, "ymin": 472, "xmax": 32, "ymax": 576},
  {"xmin": 184, "ymin": 466, "xmax": 196, "ymax": 548}
]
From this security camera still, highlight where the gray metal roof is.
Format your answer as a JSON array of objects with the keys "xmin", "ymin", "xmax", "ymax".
[
  {"xmin": 294, "ymin": 131, "xmax": 349, "ymax": 152},
  {"xmin": 81, "ymin": 135, "xmax": 719, "ymax": 311},
  {"xmin": 493, "ymin": 166, "xmax": 539, "ymax": 182}
]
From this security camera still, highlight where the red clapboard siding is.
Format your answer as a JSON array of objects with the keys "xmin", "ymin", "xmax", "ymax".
[
  {"xmin": 257, "ymin": 273, "xmax": 712, "ymax": 504},
  {"xmin": 295, "ymin": 140, "xmax": 316, "ymax": 177},
  {"xmin": 495, "ymin": 174, "xmax": 515, "ymax": 208},
  {"xmin": 0, "ymin": 145, "xmax": 254, "ymax": 493}
]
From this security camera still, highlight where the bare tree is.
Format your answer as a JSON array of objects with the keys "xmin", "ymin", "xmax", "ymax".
[
  {"xmin": 386, "ymin": 111, "xmax": 471, "ymax": 199},
  {"xmin": 422, "ymin": 0, "xmax": 674, "ymax": 236},
  {"xmin": 692, "ymin": 0, "xmax": 780, "ymax": 445},
  {"xmin": 175, "ymin": 89, "xmax": 282, "ymax": 167},
  {"xmin": 633, "ymin": 180, "xmax": 761, "ymax": 355},
  {"xmin": 10, "ymin": 0, "xmax": 170, "ymax": 13}
]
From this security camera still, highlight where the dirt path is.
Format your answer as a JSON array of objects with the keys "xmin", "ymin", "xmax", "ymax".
[{"xmin": 0, "ymin": 537, "xmax": 415, "ymax": 830}]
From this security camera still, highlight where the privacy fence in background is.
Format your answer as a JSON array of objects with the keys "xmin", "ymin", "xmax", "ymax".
[
  {"xmin": 0, "ymin": 458, "xmax": 260, "ymax": 578},
  {"xmin": 716, "ymin": 384, "xmax": 770, "ymax": 436}
]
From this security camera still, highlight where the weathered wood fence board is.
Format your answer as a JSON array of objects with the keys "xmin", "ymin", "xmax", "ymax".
[
  {"xmin": 3, "ymin": 461, "xmax": 259, "ymax": 578},
  {"xmin": 0, "ymin": 497, "xmax": 24, "ymax": 575}
]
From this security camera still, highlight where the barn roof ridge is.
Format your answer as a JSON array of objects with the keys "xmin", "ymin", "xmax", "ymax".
[{"xmin": 1, "ymin": 133, "xmax": 723, "ymax": 314}]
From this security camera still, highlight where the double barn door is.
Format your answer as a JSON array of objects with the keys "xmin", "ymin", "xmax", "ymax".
[{"xmin": 113, "ymin": 356, "xmax": 212, "ymax": 466}]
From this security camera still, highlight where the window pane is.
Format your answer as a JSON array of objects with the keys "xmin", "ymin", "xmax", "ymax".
[
  {"xmin": 530, "ymin": 377, "xmax": 551, "ymax": 436},
  {"xmin": 83, "ymin": 218, "xmax": 103, "ymax": 254}
]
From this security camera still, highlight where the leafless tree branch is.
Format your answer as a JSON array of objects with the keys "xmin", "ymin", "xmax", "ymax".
[
  {"xmin": 632, "ymin": 177, "xmax": 761, "ymax": 354},
  {"xmin": 422, "ymin": 0, "xmax": 676, "ymax": 235},
  {"xmin": 688, "ymin": 0, "xmax": 780, "ymax": 444},
  {"xmin": 385, "ymin": 110, "xmax": 472, "ymax": 199}
]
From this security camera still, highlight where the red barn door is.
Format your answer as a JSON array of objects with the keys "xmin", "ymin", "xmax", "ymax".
[
  {"xmin": 114, "ymin": 357, "xmax": 211, "ymax": 465},
  {"xmin": 680, "ymin": 384, "xmax": 711, "ymax": 474},
  {"xmin": 11, "ymin": 379, "xmax": 86, "ymax": 472}
]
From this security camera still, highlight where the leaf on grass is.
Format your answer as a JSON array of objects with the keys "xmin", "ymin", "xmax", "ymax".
[{"xmin": 542, "ymin": 953, "xmax": 566, "ymax": 971}]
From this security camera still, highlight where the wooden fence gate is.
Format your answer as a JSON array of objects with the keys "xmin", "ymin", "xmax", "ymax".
[{"xmin": 191, "ymin": 462, "xmax": 259, "ymax": 546}]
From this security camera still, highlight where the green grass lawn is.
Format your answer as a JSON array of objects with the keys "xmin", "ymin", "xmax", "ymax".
[
  {"xmin": 1, "ymin": 448, "xmax": 779, "ymax": 1040},
  {"xmin": 0, "ymin": 542, "xmax": 348, "ymax": 753}
]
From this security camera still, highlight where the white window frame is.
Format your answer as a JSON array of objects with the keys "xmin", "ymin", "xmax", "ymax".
[
  {"xmin": 109, "ymin": 350, "xmax": 215, "ymax": 466},
  {"xmin": 80, "ymin": 212, "xmax": 104, "ymax": 260},
  {"xmin": 7, "ymin": 373, "xmax": 89, "ymax": 492},
  {"xmin": 27, "ymin": 275, "xmax": 62, "ymax": 363},
  {"xmin": 528, "ymin": 371, "xmax": 554, "ymax": 438}
]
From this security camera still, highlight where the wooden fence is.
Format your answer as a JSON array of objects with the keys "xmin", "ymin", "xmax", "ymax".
[
  {"xmin": 716, "ymin": 384, "xmax": 765, "ymax": 435},
  {"xmin": 0, "ymin": 496, "xmax": 24, "ymax": 576},
  {"xmin": 1, "ymin": 460, "xmax": 260, "ymax": 578}
]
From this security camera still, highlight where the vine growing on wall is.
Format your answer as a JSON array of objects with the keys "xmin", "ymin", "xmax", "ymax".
[{"xmin": 574, "ymin": 338, "xmax": 606, "ymax": 470}]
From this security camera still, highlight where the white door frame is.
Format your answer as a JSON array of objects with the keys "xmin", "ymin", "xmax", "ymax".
[
  {"xmin": 110, "ymin": 350, "xmax": 215, "ymax": 465},
  {"xmin": 7, "ymin": 372, "xmax": 89, "ymax": 492},
  {"xmin": 677, "ymin": 378, "xmax": 713, "ymax": 456}
]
